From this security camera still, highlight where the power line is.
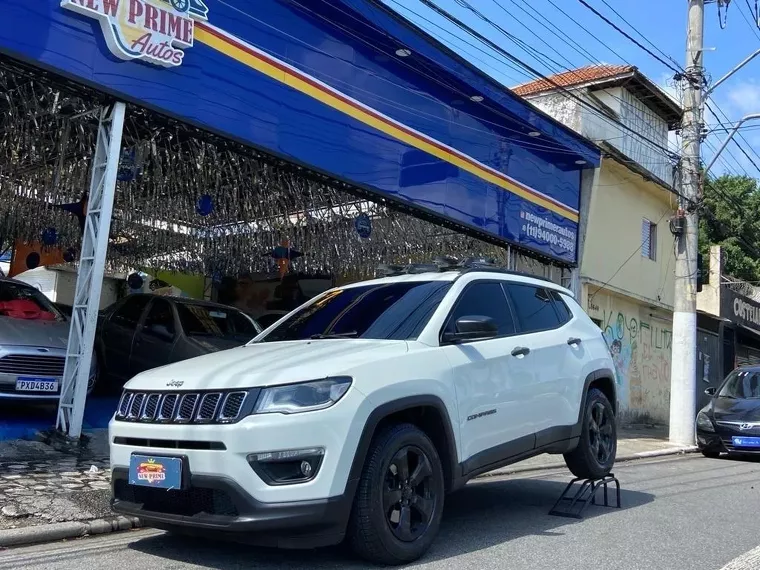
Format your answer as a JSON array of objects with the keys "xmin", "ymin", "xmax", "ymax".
[
  {"xmin": 404, "ymin": 2, "xmax": 759, "ymax": 284},
  {"xmin": 225, "ymin": 0, "xmax": 579, "ymax": 154},
  {"xmin": 419, "ymin": 0, "xmax": 679, "ymax": 159},
  {"xmin": 392, "ymin": 0, "xmax": 680, "ymax": 163},
  {"xmin": 305, "ymin": 0, "xmax": 675, "ymax": 170},
  {"xmin": 703, "ymin": 136, "xmax": 751, "ymax": 179},
  {"xmin": 491, "ymin": 1, "xmax": 683, "ymax": 160},
  {"xmin": 743, "ymin": 0, "xmax": 760, "ymax": 41},
  {"xmin": 705, "ymin": 99, "xmax": 760, "ymax": 175},
  {"xmin": 508, "ymin": 0, "xmax": 602, "ymax": 65},
  {"xmin": 543, "ymin": 0, "xmax": 629, "ymax": 63},
  {"xmin": 598, "ymin": 0, "xmax": 684, "ymax": 71},
  {"xmin": 575, "ymin": 0, "xmax": 682, "ymax": 74},
  {"xmin": 489, "ymin": 0, "xmax": 582, "ymax": 71},
  {"xmin": 492, "ymin": 0, "xmax": 682, "ymax": 156},
  {"xmin": 385, "ymin": 0, "xmax": 530, "ymax": 83},
  {"xmin": 448, "ymin": 0, "xmax": 574, "ymax": 76}
]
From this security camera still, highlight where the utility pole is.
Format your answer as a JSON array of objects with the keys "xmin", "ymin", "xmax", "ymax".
[{"xmin": 669, "ymin": 0, "xmax": 704, "ymax": 445}]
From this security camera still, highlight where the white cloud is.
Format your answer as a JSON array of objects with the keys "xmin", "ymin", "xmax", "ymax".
[{"xmin": 726, "ymin": 82, "xmax": 760, "ymax": 116}]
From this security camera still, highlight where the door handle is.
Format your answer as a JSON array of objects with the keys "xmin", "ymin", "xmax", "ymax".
[
  {"xmin": 511, "ymin": 346, "xmax": 530, "ymax": 357},
  {"xmin": 567, "ymin": 337, "xmax": 582, "ymax": 346}
]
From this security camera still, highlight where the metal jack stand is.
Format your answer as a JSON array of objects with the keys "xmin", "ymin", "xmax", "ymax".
[{"xmin": 548, "ymin": 473, "xmax": 621, "ymax": 519}]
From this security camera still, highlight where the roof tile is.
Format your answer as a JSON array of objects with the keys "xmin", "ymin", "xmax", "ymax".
[{"xmin": 512, "ymin": 65, "xmax": 635, "ymax": 96}]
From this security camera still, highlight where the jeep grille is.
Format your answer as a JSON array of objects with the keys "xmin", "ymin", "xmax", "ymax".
[{"xmin": 115, "ymin": 390, "xmax": 249, "ymax": 424}]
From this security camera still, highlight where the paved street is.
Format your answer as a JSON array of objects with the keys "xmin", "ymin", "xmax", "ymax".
[
  {"xmin": 0, "ymin": 426, "xmax": 684, "ymax": 531},
  {"xmin": 3, "ymin": 455, "xmax": 759, "ymax": 570}
]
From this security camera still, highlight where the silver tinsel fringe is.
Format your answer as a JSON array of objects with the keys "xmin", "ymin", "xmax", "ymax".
[{"xmin": 0, "ymin": 64, "xmax": 565, "ymax": 284}]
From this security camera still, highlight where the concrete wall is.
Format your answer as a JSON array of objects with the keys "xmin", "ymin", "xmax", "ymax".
[
  {"xmin": 578, "ymin": 158, "xmax": 676, "ymax": 424},
  {"xmin": 585, "ymin": 286, "xmax": 672, "ymax": 424},
  {"xmin": 525, "ymin": 92, "xmax": 582, "ymax": 133},
  {"xmin": 589, "ymin": 87, "xmax": 672, "ymax": 186},
  {"xmin": 526, "ymin": 87, "xmax": 673, "ymax": 186},
  {"xmin": 15, "ymin": 267, "xmax": 119, "ymax": 310},
  {"xmin": 581, "ymin": 158, "xmax": 676, "ymax": 308}
]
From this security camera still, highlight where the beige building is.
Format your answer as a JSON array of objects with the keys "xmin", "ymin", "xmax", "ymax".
[{"xmin": 514, "ymin": 65, "xmax": 682, "ymax": 423}]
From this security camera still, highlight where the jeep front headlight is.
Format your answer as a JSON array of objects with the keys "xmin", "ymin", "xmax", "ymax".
[{"xmin": 253, "ymin": 377, "xmax": 352, "ymax": 415}]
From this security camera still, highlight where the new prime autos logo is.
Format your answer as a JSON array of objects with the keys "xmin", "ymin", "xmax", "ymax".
[{"xmin": 61, "ymin": 0, "xmax": 209, "ymax": 68}]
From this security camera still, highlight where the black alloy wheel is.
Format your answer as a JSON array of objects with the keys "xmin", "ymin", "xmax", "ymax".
[
  {"xmin": 564, "ymin": 387, "xmax": 617, "ymax": 479},
  {"xmin": 348, "ymin": 423, "xmax": 445, "ymax": 565},
  {"xmin": 383, "ymin": 445, "xmax": 437, "ymax": 542},
  {"xmin": 589, "ymin": 400, "xmax": 614, "ymax": 466}
]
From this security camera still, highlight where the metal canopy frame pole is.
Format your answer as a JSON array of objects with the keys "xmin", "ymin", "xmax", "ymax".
[{"xmin": 56, "ymin": 101, "xmax": 126, "ymax": 439}]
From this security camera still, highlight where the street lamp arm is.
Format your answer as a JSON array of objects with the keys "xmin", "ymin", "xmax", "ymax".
[
  {"xmin": 704, "ymin": 48, "xmax": 760, "ymax": 98},
  {"xmin": 703, "ymin": 113, "xmax": 760, "ymax": 176}
]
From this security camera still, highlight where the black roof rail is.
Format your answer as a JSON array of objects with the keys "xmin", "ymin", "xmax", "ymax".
[
  {"xmin": 374, "ymin": 256, "xmax": 562, "ymax": 286},
  {"xmin": 457, "ymin": 266, "xmax": 559, "ymax": 286}
]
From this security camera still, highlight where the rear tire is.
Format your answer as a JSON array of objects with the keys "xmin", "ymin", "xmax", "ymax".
[
  {"xmin": 348, "ymin": 423, "xmax": 444, "ymax": 566},
  {"xmin": 564, "ymin": 388, "xmax": 617, "ymax": 479}
]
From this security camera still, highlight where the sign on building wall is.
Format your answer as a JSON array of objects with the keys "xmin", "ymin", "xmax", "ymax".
[
  {"xmin": 2, "ymin": 0, "xmax": 599, "ymax": 264},
  {"xmin": 60, "ymin": 0, "xmax": 209, "ymax": 67},
  {"xmin": 721, "ymin": 287, "xmax": 760, "ymax": 333}
]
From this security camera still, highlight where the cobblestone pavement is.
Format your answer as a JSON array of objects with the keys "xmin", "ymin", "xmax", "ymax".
[
  {"xmin": 0, "ymin": 456, "xmax": 111, "ymax": 497},
  {"xmin": 0, "ymin": 431, "xmax": 111, "ymax": 529}
]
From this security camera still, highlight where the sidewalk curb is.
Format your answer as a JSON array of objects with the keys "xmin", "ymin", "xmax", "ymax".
[
  {"xmin": 0, "ymin": 516, "xmax": 142, "ymax": 548},
  {"xmin": 476, "ymin": 445, "xmax": 699, "ymax": 478}
]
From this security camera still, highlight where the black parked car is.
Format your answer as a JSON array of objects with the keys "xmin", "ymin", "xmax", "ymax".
[
  {"xmin": 95, "ymin": 294, "xmax": 262, "ymax": 389},
  {"xmin": 696, "ymin": 365, "xmax": 760, "ymax": 458},
  {"xmin": 53, "ymin": 302, "xmax": 73, "ymax": 317}
]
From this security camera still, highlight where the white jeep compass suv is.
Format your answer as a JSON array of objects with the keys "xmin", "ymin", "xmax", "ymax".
[{"xmin": 110, "ymin": 261, "xmax": 617, "ymax": 565}]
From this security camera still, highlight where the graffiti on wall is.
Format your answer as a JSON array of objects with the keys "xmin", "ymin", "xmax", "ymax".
[{"xmin": 597, "ymin": 308, "xmax": 672, "ymax": 410}]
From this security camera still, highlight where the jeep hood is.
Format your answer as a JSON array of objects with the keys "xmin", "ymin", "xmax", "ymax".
[{"xmin": 124, "ymin": 339, "xmax": 409, "ymax": 391}]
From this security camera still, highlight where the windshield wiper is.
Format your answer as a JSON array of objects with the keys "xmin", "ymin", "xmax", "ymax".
[{"xmin": 309, "ymin": 331, "xmax": 359, "ymax": 339}]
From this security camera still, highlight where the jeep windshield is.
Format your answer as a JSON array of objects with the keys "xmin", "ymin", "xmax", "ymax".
[{"xmin": 255, "ymin": 280, "xmax": 452, "ymax": 342}]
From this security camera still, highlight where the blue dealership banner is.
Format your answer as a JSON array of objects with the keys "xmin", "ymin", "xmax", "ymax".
[{"xmin": 0, "ymin": 0, "xmax": 598, "ymax": 263}]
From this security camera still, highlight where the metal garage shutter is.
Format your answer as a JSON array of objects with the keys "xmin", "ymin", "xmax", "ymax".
[{"xmin": 736, "ymin": 344, "xmax": 760, "ymax": 367}]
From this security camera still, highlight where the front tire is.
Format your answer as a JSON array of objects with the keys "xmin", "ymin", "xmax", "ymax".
[
  {"xmin": 564, "ymin": 388, "xmax": 617, "ymax": 479},
  {"xmin": 348, "ymin": 423, "xmax": 444, "ymax": 566},
  {"xmin": 701, "ymin": 450, "xmax": 721, "ymax": 459}
]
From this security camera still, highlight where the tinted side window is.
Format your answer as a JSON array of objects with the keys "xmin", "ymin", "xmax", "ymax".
[
  {"xmin": 550, "ymin": 290, "xmax": 573, "ymax": 324},
  {"xmin": 446, "ymin": 282, "xmax": 515, "ymax": 336},
  {"xmin": 144, "ymin": 299, "xmax": 176, "ymax": 337},
  {"xmin": 112, "ymin": 296, "xmax": 151, "ymax": 328},
  {"xmin": 506, "ymin": 285, "xmax": 562, "ymax": 333}
]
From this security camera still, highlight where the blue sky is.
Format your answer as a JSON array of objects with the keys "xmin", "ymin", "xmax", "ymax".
[{"xmin": 382, "ymin": 0, "xmax": 760, "ymax": 177}]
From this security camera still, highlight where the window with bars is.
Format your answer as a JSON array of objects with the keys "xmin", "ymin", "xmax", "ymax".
[{"xmin": 642, "ymin": 218, "xmax": 657, "ymax": 261}]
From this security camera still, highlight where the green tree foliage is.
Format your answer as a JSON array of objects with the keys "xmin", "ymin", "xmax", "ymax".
[{"xmin": 700, "ymin": 175, "xmax": 760, "ymax": 282}]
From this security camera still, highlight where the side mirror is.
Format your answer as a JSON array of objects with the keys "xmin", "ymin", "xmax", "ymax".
[
  {"xmin": 443, "ymin": 315, "xmax": 498, "ymax": 344},
  {"xmin": 705, "ymin": 387, "xmax": 717, "ymax": 397}
]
